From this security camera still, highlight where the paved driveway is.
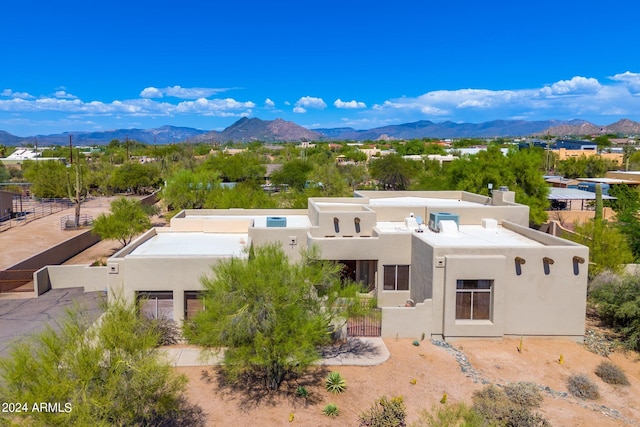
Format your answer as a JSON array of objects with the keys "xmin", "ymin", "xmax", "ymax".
[{"xmin": 0, "ymin": 288, "xmax": 105, "ymax": 358}]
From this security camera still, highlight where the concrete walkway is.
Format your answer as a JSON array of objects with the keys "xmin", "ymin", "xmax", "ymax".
[{"xmin": 160, "ymin": 337, "xmax": 390, "ymax": 367}]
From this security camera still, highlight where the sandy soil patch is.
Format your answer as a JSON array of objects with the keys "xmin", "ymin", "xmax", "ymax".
[{"xmin": 178, "ymin": 338, "xmax": 640, "ymax": 426}]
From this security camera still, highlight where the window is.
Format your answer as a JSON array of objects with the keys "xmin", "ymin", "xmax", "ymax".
[
  {"xmin": 185, "ymin": 291, "xmax": 205, "ymax": 320},
  {"xmin": 455, "ymin": 280, "xmax": 492, "ymax": 320},
  {"xmin": 137, "ymin": 291, "xmax": 174, "ymax": 320},
  {"xmin": 383, "ymin": 265, "xmax": 409, "ymax": 291}
]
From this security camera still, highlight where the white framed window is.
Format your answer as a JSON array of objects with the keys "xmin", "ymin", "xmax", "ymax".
[
  {"xmin": 455, "ymin": 279, "xmax": 492, "ymax": 320},
  {"xmin": 383, "ymin": 265, "xmax": 409, "ymax": 291}
]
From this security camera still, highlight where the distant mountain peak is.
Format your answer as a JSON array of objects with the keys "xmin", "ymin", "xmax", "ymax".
[{"xmin": 2, "ymin": 118, "xmax": 640, "ymax": 145}]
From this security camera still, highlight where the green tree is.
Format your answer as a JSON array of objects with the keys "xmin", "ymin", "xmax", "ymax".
[
  {"xmin": 22, "ymin": 160, "xmax": 69, "ymax": 198},
  {"xmin": 369, "ymin": 154, "xmax": 421, "ymax": 190},
  {"xmin": 608, "ymin": 185, "xmax": 640, "ymax": 261},
  {"xmin": 590, "ymin": 274, "xmax": 640, "ymax": 351},
  {"xmin": 445, "ymin": 146, "xmax": 549, "ymax": 224},
  {"xmin": 185, "ymin": 244, "xmax": 365, "ymax": 391},
  {"xmin": 593, "ymin": 135, "xmax": 613, "ymax": 150},
  {"xmin": 92, "ymin": 197, "xmax": 152, "ymax": 247},
  {"xmin": 0, "ymin": 162, "xmax": 9, "ymax": 182},
  {"xmin": 570, "ymin": 219, "xmax": 633, "ymax": 277},
  {"xmin": 200, "ymin": 152, "xmax": 266, "ymax": 183},
  {"xmin": 110, "ymin": 162, "xmax": 160, "ymax": 194},
  {"xmin": 270, "ymin": 159, "xmax": 312, "ymax": 190},
  {"xmin": 205, "ymin": 183, "xmax": 278, "ymax": 209},
  {"xmin": 163, "ymin": 169, "xmax": 220, "ymax": 210},
  {"xmin": 0, "ymin": 299, "xmax": 204, "ymax": 427},
  {"xmin": 556, "ymin": 155, "xmax": 615, "ymax": 178}
]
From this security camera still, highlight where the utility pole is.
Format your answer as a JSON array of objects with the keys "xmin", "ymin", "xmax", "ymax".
[{"xmin": 69, "ymin": 135, "xmax": 73, "ymax": 164}]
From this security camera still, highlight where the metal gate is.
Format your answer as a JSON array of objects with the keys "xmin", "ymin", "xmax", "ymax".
[{"xmin": 347, "ymin": 307, "xmax": 382, "ymax": 337}]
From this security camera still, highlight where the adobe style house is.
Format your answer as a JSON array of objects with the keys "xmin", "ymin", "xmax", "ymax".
[{"xmin": 105, "ymin": 190, "xmax": 588, "ymax": 341}]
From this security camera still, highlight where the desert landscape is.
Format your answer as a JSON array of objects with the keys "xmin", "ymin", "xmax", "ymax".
[{"xmin": 178, "ymin": 334, "xmax": 640, "ymax": 426}]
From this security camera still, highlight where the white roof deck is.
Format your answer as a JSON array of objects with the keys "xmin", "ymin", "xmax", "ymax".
[
  {"xmin": 377, "ymin": 222, "xmax": 545, "ymax": 248},
  {"xmin": 368, "ymin": 196, "xmax": 485, "ymax": 208},
  {"xmin": 182, "ymin": 214, "xmax": 311, "ymax": 228},
  {"xmin": 128, "ymin": 233, "xmax": 249, "ymax": 257}
]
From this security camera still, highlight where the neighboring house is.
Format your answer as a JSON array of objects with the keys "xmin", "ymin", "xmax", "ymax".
[{"xmin": 105, "ymin": 190, "xmax": 588, "ymax": 342}]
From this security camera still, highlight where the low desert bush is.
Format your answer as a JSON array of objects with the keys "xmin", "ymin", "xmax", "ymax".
[
  {"xmin": 358, "ymin": 395, "xmax": 406, "ymax": 427},
  {"xmin": 567, "ymin": 374, "xmax": 600, "ymax": 399},
  {"xmin": 413, "ymin": 402, "xmax": 485, "ymax": 427},
  {"xmin": 296, "ymin": 385, "xmax": 309, "ymax": 398},
  {"xmin": 359, "ymin": 396, "xmax": 407, "ymax": 427},
  {"xmin": 142, "ymin": 316, "xmax": 181, "ymax": 346},
  {"xmin": 322, "ymin": 403, "xmax": 339, "ymax": 417},
  {"xmin": 325, "ymin": 371, "xmax": 346, "ymax": 394},
  {"xmin": 503, "ymin": 381, "xmax": 543, "ymax": 408},
  {"xmin": 594, "ymin": 360, "xmax": 630, "ymax": 385},
  {"xmin": 472, "ymin": 384, "xmax": 550, "ymax": 426}
]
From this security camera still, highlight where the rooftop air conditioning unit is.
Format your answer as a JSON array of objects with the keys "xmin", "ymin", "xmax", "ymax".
[
  {"xmin": 428, "ymin": 212, "xmax": 459, "ymax": 233},
  {"xmin": 266, "ymin": 216, "xmax": 287, "ymax": 227}
]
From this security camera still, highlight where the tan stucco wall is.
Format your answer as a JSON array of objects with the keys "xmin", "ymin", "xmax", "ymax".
[
  {"xmin": 381, "ymin": 300, "xmax": 432, "ymax": 339},
  {"xmin": 108, "ymin": 255, "xmax": 224, "ymax": 322}
]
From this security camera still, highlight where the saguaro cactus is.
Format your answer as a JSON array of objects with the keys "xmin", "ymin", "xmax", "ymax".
[
  {"xmin": 67, "ymin": 160, "xmax": 87, "ymax": 227},
  {"xmin": 595, "ymin": 183, "xmax": 603, "ymax": 222}
]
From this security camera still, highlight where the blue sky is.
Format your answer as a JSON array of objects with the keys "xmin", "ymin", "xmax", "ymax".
[{"xmin": 2, "ymin": 0, "xmax": 640, "ymax": 136}]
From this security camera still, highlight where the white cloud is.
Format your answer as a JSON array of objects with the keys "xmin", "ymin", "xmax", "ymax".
[
  {"xmin": 1, "ymin": 89, "xmax": 34, "ymax": 99},
  {"xmin": 54, "ymin": 90, "xmax": 78, "ymax": 99},
  {"xmin": 0, "ymin": 94, "xmax": 256, "ymax": 119},
  {"xmin": 264, "ymin": 98, "xmax": 275, "ymax": 108},
  {"xmin": 139, "ymin": 85, "xmax": 230, "ymax": 99},
  {"xmin": 334, "ymin": 98, "xmax": 367, "ymax": 109},
  {"xmin": 294, "ymin": 96, "xmax": 327, "ymax": 112},
  {"xmin": 540, "ymin": 76, "xmax": 602, "ymax": 97},
  {"xmin": 609, "ymin": 71, "xmax": 640, "ymax": 94},
  {"xmin": 371, "ymin": 74, "xmax": 640, "ymax": 122},
  {"xmin": 140, "ymin": 87, "xmax": 163, "ymax": 98}
]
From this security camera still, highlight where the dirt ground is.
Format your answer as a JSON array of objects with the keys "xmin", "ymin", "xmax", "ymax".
[{"xmin": 178, "ymin": 338, "xmax": 640, "ymax": 427}]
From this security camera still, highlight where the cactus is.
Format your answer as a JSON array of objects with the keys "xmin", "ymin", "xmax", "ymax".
[{"xmin": 595, "ymin": 183, "xmax": 603, "ymax": 222}]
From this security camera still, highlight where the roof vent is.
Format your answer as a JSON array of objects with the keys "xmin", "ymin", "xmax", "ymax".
[{"xmin": 266, "ymin": 216, "xmax": 287, "ymax": 227}]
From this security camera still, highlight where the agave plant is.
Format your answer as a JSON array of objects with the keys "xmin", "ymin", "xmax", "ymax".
[
  {"xmin": 322, "ymin": 403, "xmax": 339, "ymax": 417},
  {"xmin": 325, "ymin": 371, "xmax": 346, "ymax": 394}
]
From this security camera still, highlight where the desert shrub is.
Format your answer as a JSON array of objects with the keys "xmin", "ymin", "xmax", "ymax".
[
  {"xmin": 323, "ymin": 403, "xmax": 339, "ymax": 417},
  {"xmin": 507, "ymin": 407, "xmax": 552, "ymax": 427},
  {"xmin": 142, "ymin": 316, "xmax": 181, "ymax": 346},
  {"xmin": 412, "ymin": 402, "xmax": 485, "ymax": 427},
  {"xmin": 358, "ymin": 395, "xmax": 406, "ymax": 427},
  {"xmin": 326, "ymin": 371, "xmax": 347, "ymax": 394},
  {"xmin": 472, "ymin": 384, "xmax": 550, "ymax": 426},
  {"xmin": 296, "ymin": 385, "xmax": 309, "ymax": 398},
  {"xmin": 589, "ymin": 274, "xmax": 640, "ymax": 351},
  {"xmin": 594, "ymin": 360, "xmax": 630, "ymax": 385},
  {"xmin": 503, "ymin": 382, "xmax": 543, "ymax": 408},
  {"xmin": 567, "ymin": 374, "xmax": 600, "ymax": 399}
]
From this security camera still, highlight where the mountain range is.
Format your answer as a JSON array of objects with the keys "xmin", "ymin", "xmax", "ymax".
[{"xmin": 2, "ymin": 118, "xmax": 640, "ymax": 146}]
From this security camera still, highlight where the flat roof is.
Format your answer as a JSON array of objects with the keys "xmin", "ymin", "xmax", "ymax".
[
  {"xmin": 368, "ymin": 196, "xmax": 484, "ymax": 208},
  {"xmin": 377, "ymin": 222, "xmax": 545, "ymax": 248},
  {"xmin": 577, "ymin": 177, "xmax": 640, "ymax": 184},
  {"xmin": 182, "ymin": 214, "xmax": 311, "ymax": 228},
  {"xmin": 128, "ymin": 233, "xmax": 249, "ymax": 257},
  {"xmin": 548, "ymin": 188, "xmax": 616, "ymax": 200}
]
